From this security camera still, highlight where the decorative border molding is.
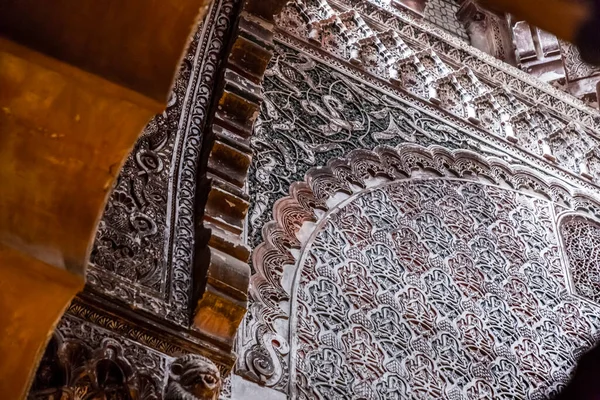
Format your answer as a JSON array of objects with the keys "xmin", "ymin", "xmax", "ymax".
[
  {"xmin": 271, "ymin": 35, "xmax": 600, "ymax": 195},
  {"xmin": 87, "ymin": 0, "xmax": 238, "ymax": 327},
  {"xmin": 66, "ymin": 296, "xmax": 237, "ymax": 369},
  {"xmin": 167, "ymin": 0, "xmax": 238, "ymax": 324},
  {"xmin": 272, "ymin": 0, "xmax": 600, "ymax": 184},
  {"xmin": 240, "ymin": 143, "xmax": 600, "ymax": 390}
]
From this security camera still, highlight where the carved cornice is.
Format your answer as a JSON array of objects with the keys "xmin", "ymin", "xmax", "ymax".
[
  {"xmin": 241, "ymin": 143, "xmax": 600, "ymax": 390},
  {"xmin": 334, "ymin": 0, "xmax": 598, "ymax": 117},
  {"xmin": 67, "ymin": 295, "xmax": 236, "ymax": 369}
]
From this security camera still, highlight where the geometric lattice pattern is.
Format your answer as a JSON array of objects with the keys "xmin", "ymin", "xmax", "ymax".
[
  {"xmin": 423, "ymin": 0, "xmax": 468, "ymax": 41},
  {"xmin": 560, "ymin": 216, "xmax": 600, "ymax": 304},
  {"xmin": 293, "ymin": 179, "xmax": 600, "ymax": 400}
]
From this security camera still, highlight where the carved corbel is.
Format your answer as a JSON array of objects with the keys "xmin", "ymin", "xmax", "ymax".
[{"xmin": 166, "ymin": 355, "xmax": 221, "ymax": 400}]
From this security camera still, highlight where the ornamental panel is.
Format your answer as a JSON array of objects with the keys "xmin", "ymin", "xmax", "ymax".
[
  {"xmin": 560, "ymin": 215, "xmax": 600, "ymax": 305},
  {"xmin": 242, "ymin": 142, "xmax": 600, "ymax": 394},
  {"xmin": 88, "ymin": 0, "xmax": 237, "ymax": 325},
  {"xmin": 292, "ymin": 178, "xmax": 597, "ymax": 399}
]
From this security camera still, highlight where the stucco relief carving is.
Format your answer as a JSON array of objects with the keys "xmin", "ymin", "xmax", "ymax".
[
  {"xmin": 29, "ymin": 333, "xmax": 162, "ymax": 399},
  {"xmin": 274, "ymin": 0, "xmax": 600, "ymax": 161},
  {"xmin": 240, "ymin": 143, "xmax": 600, "ymax": 391},
  {"xmin": 293, "ymin": 180, "xmax": 587, "ymax": 399},
  {"xmin": 249, "ymin": 42, "xmax": 600, "ymax": 256}
]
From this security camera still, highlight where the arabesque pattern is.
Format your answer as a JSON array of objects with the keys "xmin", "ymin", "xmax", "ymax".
[
  {"xmin": 561, "ymin": 216, "xmax": 600, "ymax": 304},
  {"xmin": 243, "ymin": 143, "xmax": 600, "ymax": 392},
  {"xmin": 274, "ymin": 0, "xmax": 600, "ymax": 178},
  {"xmin": 293, "ymin": 179, "xmax": 600, "ymax": 399}
]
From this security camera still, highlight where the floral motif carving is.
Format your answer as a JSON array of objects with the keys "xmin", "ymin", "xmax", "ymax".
[
  {"xmin": 241, "ymin": 142, "xmax": 600, "ymax": 392},
  {"xmin": 291, "ymin": 177, "xmax": 600, "ymax": 399},
  {"xmin": 236, "ymin": 0, "xmax": 600, "ymax": 395},
  {"xmin": 29, "ymin": 333, "xmax": 161, "ymax": 400},
  {"xmin": 273, "ymin": 0, "xmax": 600, "ymax": 157},
  {"xmin": 88, "ymin": 0, "xmax": 237, "ymax": 325},
  {"xmin": 249, "ymin": 42, "xmax": 600, "ymax": 255},
  {"xmin": 548, "ymin": 122, "xmax": 596, "ymax": 175},
  {"xmin": 560, "ymin": 40, "xmax": 600, "ymax": 82}
]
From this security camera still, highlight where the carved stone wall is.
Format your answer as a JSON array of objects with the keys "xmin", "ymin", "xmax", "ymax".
[
  {"xmin": 560, "ymin": 215, "xmax": 600, "ymax": 304},
  {"xmin": 292, "ymin": 179, "xmax": 596, "ymax": 399},
  {"xmin": 233, "ymin": 1, "xmax": 600, "ymax": 393},
  {"xmin": 272, "ymin": 0, "xmax": 600, "ymax": 174},
  {"xmin": 246, "ymin": 39, "xmax": 600, "ymax": 253}
]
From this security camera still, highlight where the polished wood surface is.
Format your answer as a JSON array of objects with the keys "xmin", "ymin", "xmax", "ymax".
[
  {"xmin": 0, "ymin": 0, "xmax": 208, "ymax": 103},
  {"xmin": 0, "ymin": 38, "xmax": 155, "ymax": 275},
  {"xmin": 0, "ymin": 243, "xmax": 83, "ymax": 399},
  {"xmin": 0, "ymin": 0, "xmax": 211, "ymax": 397}
]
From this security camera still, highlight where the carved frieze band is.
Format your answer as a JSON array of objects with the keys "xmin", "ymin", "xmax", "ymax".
[
  {"xmin": 238, "ymin": 143, "xmax": 600, "ymax": 390},
  {"xmin": 273, "ymin": 0, "xmax": 600, "ymax": 183},
  {"xmin": 29, "ymin": 315, "xmax": 223, "ymax": 400}
]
